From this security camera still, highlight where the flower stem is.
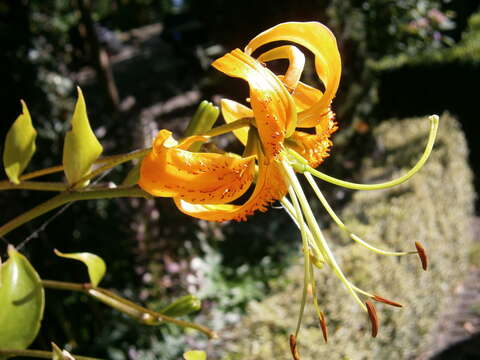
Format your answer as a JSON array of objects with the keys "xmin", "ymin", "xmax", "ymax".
[
  {"xmin": 0, "ymin": 181, "xmax": 67, "ymax": 191},
  {"xmin": 200, "ymin": 117, "xmax": 252, "ymax": 138},
  {"xmin": 41, "ymin": 280, "xmax": 218, "ymax": 339},
  {"xmin": 72, "ymin": 149, "xmax": 151, "ymax": 187},
  {"xmin": 0, "ymin": 349, "xmax": 102, "ymax": 360},
  {"xmin": 0, "ymin": 186, "xmax": 151, "ymax": 237}
]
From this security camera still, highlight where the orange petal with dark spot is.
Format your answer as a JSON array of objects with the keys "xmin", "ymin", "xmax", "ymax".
[
  {"xmin": 174, "ymin": 159, "xmax": 287, "ymax": 222},
  {"xmin": 212, "ymin": 49, "xmax": 297, "ymax": 158},
  {"xmin": 139, "ymin": 129, "xmax": 256, "ymax": 204}
]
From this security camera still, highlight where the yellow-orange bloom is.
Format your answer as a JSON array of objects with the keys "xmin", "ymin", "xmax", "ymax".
[
  {"xmin": 139, "ymin": 21, "xmax": 342, "ymax": 222},
  {"xmin": 138, "ymin": 129, "xmax": 255, "ymax": 204},
  {"xmin": 137, "ymin": 21, "xmax": 440, "ymax": 343}
]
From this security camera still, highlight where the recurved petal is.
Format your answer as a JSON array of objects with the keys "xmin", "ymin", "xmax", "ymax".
[
  {"xmin": 220, "ymin": 99, "xmax": 252, "ymax": 145},
  {"xmin": 212, "ymin": 49, "xmax": 297, "ymax": 158},
  {"xmin": 257, "ymin": 45, "xmax": 305, "ymax": 91},
  {"xmin": 276, "ymin": 76, "xmax": 326, "ymax": 127},
  {"xmin": 139, "ymin": 130, "xmax": 256, "ymax": 204},
  {"xmin": 245, "ymin": 22, "xmax": 341, "ymax": 127},
  {"xmin": 174, "ymin": 160, "xmax": 287, "ymax": 222}
]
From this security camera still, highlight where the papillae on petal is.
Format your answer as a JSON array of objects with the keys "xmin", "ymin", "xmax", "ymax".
[
  {"xmin": 174, "ymin": 159, "xmax": 287, "ymax": 222},
  {"xmin": 212, "ymin": 49, "xmax": 297, "ymax": 159},
  {"xmin": 139, "ymin": 130, "xmax": 256, "ymax": 204}
]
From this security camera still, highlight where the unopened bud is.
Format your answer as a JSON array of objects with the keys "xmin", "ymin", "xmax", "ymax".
[{"xmin": 159, "ymin": 295, "xmax": 201, "ymax": 317}]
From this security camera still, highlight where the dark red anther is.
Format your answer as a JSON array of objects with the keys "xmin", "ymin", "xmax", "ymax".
[
  {"xmin": 366, "ymin": 301, "xmax": 379, "ymax": 338},
  {"xmin": 415, "ymin": 241, "xmax": 428, "ymax": 271},
  {"xmin": 373, "ymin": 294, "xmax": 403, "ymax": 308},
  {"xmin": 319, "ymin": 311, "xmax": 328, "ymax": 343},
  {"xmin": 289, "ymin": 334, "xmax": 300, "ymax": 360}
]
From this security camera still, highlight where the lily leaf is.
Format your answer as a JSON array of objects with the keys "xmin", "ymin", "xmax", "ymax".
[
  {"xmin": 54, "ymin": 249, "xmax": 106, "ymax": 287},
  {"xmin": 3, "ymin": 100, "xmax": 37, "ymax": 184},
  {"xmin": 159, "ymin": 295, "xmax": 201, "ymax": 317},
  {"xmin": 63, "ymin": 87, "xmax": 103, "ymax": 186},
  {"xmin": 51, "ymin": 342, "xmax": 76, "ymax": 360},
  {"xmin": 121, "ymin": 161, "xmax": 141, "ymax": 186},
  {"xmin": 183, "ymin": 350, "xmax": 207, "ymax": 360},
  {"xmin": 0, "ymin": 245, "xmax": 45, "ymax": 350}
]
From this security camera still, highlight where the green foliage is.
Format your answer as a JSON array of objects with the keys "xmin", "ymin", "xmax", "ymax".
[
  {"xmin": 62, "ymin": 87, "xmax": 103, "ymax": 187},
  {"xmin": 371, "ymin": 10, "xmax": 480, "ymax": 70},
  {"xmin": 219, "ymin": 114, "xmax": 475, "ymax": 359},
  {"xmin": 3, "ymin": 100, "xmax": 37, "ymax": 184},
  {"xmin": 0, "ymin": 246, "xmax": 45, "ymax": 352},
  {"xmin": 159, "ymin": 295, "xmax": 201, "ymax": 317},
  {"xmin": 54, "ymin": 249, "xmax": 106, "ymax": 288}
]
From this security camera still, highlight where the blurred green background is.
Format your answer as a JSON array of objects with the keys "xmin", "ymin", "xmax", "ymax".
[{"xmin": 1, "ymin": 0, "xmax": 479, "ymax": 359}]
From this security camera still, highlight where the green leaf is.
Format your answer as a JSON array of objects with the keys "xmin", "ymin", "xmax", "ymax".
[
  {"xmin": 51, "ymin": 342, "xmax": 76, "ymax": 360},
  {"xmin": 3, "ymin": 100, "xmax": 37, "ymax": 184},
  {"xmin": 54, "ymin": 249, "xmax": 106, "ymax": 287},
  {"xmin": 121, "ymin": 161, "xmax": 141, "ymax": 186},
  {"xmin": 0, "ymin": 245, "xmax": 45, "ymax": 350},
  {"xmin": 159, "ymin": 295, "xmax": 201, "ymax": 317},
  {"xmin": 63, "ymin": 87, "xmax": 103, "ymax": 186},
  {"xmin": 183, "ymin": 350, "xmax": 206, "ymax": 360}
]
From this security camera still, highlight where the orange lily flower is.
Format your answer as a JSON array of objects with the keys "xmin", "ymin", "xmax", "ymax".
[
  {"xmin": 138, "ymin": 21, "xmax": 439, "ymax": 345},
  {"xmin": 140, "ymin": 22, "xmax": 341, "ymax": 222}
]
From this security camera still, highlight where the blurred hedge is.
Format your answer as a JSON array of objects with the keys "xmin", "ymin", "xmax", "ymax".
[{"xmin": 217, "ymin": 113, "xmax": 475, "ymax": 359}]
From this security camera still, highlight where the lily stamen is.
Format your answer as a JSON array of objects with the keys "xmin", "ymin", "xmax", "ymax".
[
  {"xmin": 288, "ymin": 115, "xmax": 439, "ymax": 191},
  {"xmin": 282, "ymin": 159, "xmax": 367, "ymax": 312},
  {"xmin": 304, "ymin": 171, "xmax": 415, "ymax": 257},
  {"xmin": 287, "ymin": 184, "xmax": 312, "ymax": 337}
]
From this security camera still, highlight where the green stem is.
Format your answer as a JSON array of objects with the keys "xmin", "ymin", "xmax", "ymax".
[
  {"xmin": 72, "ymin": 149, "xmax": 151, "ymax": 188},
  {"xmin": 0, "ymin": 349, "xmax": 102, "ymax": 360},
  {"xmin": 19, "ymin": 165, "xmax": 64, "ymax": 181},
  {"xmin": 41, "ymin": 280, "xmax": 217, "ymax": 339},
  {"xmin": 0, "ymin": 181, "xmax": 67, "ymax": 191},
  {"xmin": 200, "ymin": 118, "xmax": 252, "ymax": 138},
  {"xmin": 0, "ymin": 186, "xmax": 151, "ymax": 237}
]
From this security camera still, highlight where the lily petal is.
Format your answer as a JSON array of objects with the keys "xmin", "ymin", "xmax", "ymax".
[
  {"xmin": 287, "ymin": 126, "xmax": 336, "ymax": 169},
  {"xmin": 174, "ymin": 159, "xmax": 287, "ymax": 222},
  {"xmin": 257, "ymin": 45, "xmax": 305, "ymax": 91},
  {"xmin": 139, "ymin": 130, "xmax": 256, "ymax": 204},
  {"xmin": 245, "ymin": 22, "xmax": 341, "ymax": 128},
  {"xmin": 212, "ymin": 49, "xmax": 297, "ymax": 158},
  {"xmin": 220, "ymin": 99, "xmax": 252, "ymax": 145}
]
